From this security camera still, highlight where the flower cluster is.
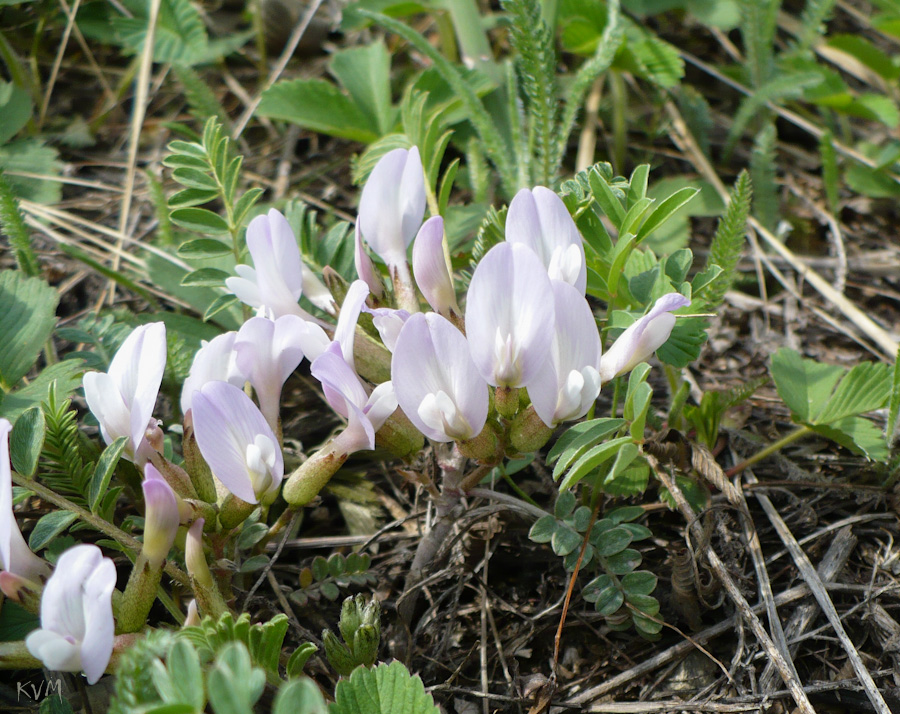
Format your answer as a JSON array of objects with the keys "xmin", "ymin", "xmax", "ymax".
[{"xmin": 7, "ymin": 145, "xmax": 688, "ymax": 686}]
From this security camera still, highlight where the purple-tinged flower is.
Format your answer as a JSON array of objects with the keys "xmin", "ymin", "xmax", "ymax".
[
  {"xmin": 365, "ymin": 307, "xmax": 410, "ymax": 352},
  {"xmin": 225, "ymin": 209, "xmax": 321, "ymax": 320},
  {"xmin": 83, "ymin": 322, "xmax": 166, "ymax": 464},
  {"xmin": 25, "ymin": 544, "xmax": 116, "ymax": 685},
  {"xmin": 412, "ymin": 216, "xmax": 460, "ymax": 318},
  {"xmin": 357, "ymin": 147, "xmax": 426, "ymax": 269},
  {"xmin": 234, "ymin": 315, "xmax": 308, "ymax": 432},
  {"xmin": 191, "ymin": 381, "xmax": 284, "ymax": 504},
  {"xmin": 301, "ymin": 263, "xmax": 337, "ymax": 316},
  {"xmin": 310, "ymin": 343, "xmax": 397, "ymax": 456},
  {"xmin": 0, "ymin": 419, "xmax": 48, "ymax": 583},
  {"xmin": 506, "ymin": 187, "xmax": 586, "ymax": 293},
  {"xmin": 465, "ymin": 242, "xmax": 555, "ymax": 387},
  {"xmin": 354, "ymin": 224, "xmax": 384, "ymax": 299},
  {"xmin": 525, "ymin": 282, "xmax": 602, "ymax": 426},
  {"xmin": 598, "ymin": 293, "xmax": 691, "ymax": 383},
  {"xmin": 180, "ymin": 332, "xmax": 244, "ymax": 416},
  {"xmin": 333, "ymin": 280, "xmax": 370, "ymax": 372},
  {"xmin": 141, "ymin": 463, "xmax": 180, "ymax": 568},
  {"xmin": 392, "ymin": 313, "xmax": 488, "ymax": 442}
]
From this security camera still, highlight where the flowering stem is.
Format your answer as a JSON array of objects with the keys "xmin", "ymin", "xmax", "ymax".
[
  {"xmin": 11, "ymin": 473, "xmax": 190, "ymax": 588},
  {"xmin": 391, "ymin": 260, "xmax": 420, "ymax": 315},
  {"xmin": 725, "ymin": 425, "xmax": 813, "ymax": 478},
  {"xmin": 117, "ymin": 552, "xmax": 163, "ymax": 633}
]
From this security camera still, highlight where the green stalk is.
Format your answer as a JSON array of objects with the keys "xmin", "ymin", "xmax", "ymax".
[
  {"xmin": 439, "ymin": 0, "xmax": 499, "ymax": 82},
  {"xmin": 609, "ymin": 71, "xmax": 627, "ymax": 174},
  {"xmin": 117, "ymin": 552, "xmax": 163, "ymax": 633},
  {"xmin": 726, "ymin": 425, "xmax": 813, "ymax": 477},
  {"xmin": 11, "ymin": 474, "xmax": 190, "ymax": 588}
]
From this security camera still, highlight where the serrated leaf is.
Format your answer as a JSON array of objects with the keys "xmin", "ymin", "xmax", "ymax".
[
  {"xmin": 0, "ymin": 272, "xmax": 59, "ymax": 387},
  {"xmin": 812, "ymin": 417, "xmax": 889, "ymax": 461},
  {"xmin": 258, "ymin": 79, "xmax": 380, "ymax": 144},
  {"xmin": 814, "ymin": 361, "xmax": 891, "ymax": 424},
  {"xmin": 770, "ymin": 348, "xmax": 843, "ymax": 422},
  {"xmin": 29, "ymin": 510, "xmax": 78, "ymax": 551},
  {"xmin": 656, "ymin": 317, "xmax": 708, "ymax": 368},
  {"xmin": 89, "ymin": 435, "xmax": 128, "ymax": 512},
  {"xmin": 330, "ymin": 660, "xmax": 440, "ymax": 714},
  {"xmin": 171, "ymin": 207, "xmax": 230, "ymax": 235},
  {"xmin": 10, "ymin": 406, "xmax": 45, "ymax": 477},
  {"xmin": 329, "ymin": 41, "xmax": 396, "ymax": 136},
  {"xmin": 0, "ymin": 361, "xmax": 84, "ymax": 425}
]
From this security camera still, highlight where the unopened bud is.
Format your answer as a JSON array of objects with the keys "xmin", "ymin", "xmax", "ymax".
[
  {"xmin": 282, "ymin": 445, "xmax": 348, "ymax": 507},
  {"xmin": 509, "ymin": 405, "xmax": 553, "ymax": 454},
  {"xmin": 374, "ymin": 408, "xmax": 425, "ymax": 461},
  {"xmin": 182, "ymin": 413, "xmax": 217, "ymax": 503},
  {"xmin": 141, "ymin": 464, "xmax": 180, "ymax": 567}
]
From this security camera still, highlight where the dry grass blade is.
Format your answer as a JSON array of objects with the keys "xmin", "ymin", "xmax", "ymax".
[
  {"xmin": 39, "ymin": 0, "xmax": 83, "ymax": 128},
  {"xmin": 645, "ymin": 453, "xmax": 817, "ymax": 714},
  {"xmin": 664, "ymin": 100, "xmax": 898, "ymax": 359},
  {"xmin": 744, "ymin": 470, "xmax": 894, "ymax": 714},
  {"xmin": 109, "ymin": 0, "xmax": 162, "ymax": 305}
]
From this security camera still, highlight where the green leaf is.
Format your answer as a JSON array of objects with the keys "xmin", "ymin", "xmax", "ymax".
[
  {"xmin": 39, "ymin": 696, "xmax": 74, "ymax": 714},
  {"xmin": 622, "ymin": 570, "xmax": 658, "ymax": 596},
  {"xmin": 548, "ymin": 418, "xmax": 625, "ymax": 476},
  {"xmin": 812, "ymin": 417, "xmax": 889, "ymax": 462},
  {"xmin": 286, "ymin": 644, "xmax": 318, "ymax": 679},
  {"xmin": 29, "ymin": 510, "xmax": 79, "ymax": 551},
  {"xmin": 0, "ymin": 271, "xmax": 59, "ymax": 387},
  {"xmin": 172, "ymin": 167, "xmax": 218, "ymax": 190},
  {"xmin": 169, "ymin": 187, "xmax": 219, "ymax": 209},
  {"xmin": 207, "ymin": 643, "xmax": 266, "ymax": 714},
  {"xmin": 180, "ymin": 268, "xmax": 231, "ymax": 287},
  {"xmin": 771, "ymin": 348, "xmax": 858, "ymax": 423},
  {"xmin": 170, "ymin": 207, "xmax": 230, "ymax": 235},
  {"xmin": 10, "ymin": 406, "xmax": 45, "ymax": 476},
  {"xmin": 606, "ymin": 548, "xmax": 642, "ymax": 574},
  {"xmin": 551, "ymin": 525, "xmax": 582, "ymax": 556},
  {"xmin": 554, "ymin": 490, "xmax": 577, "ymax": 519},
  {"xmin": 558, "ymin": 437, "xmax": 634, "ymax": 491},
  {"xmin": 0, "ymin": 600, "xmax": 39, "ymax": 642},
  {"xmin": 0, "ymin": 81, "xmax": 32, "ymax": 145},
  {"xmin": 656, "ymin": 317, "xmax": 709, "ymax": 368},
  {"xmin": 594, "ymin": 525, "xmax": 633, "ymax": 557},
  {"xmin": 177, "ymin": 238, "xmax": 234, "ymax": 259},
  {"xmin": 90, "ymin": 436, "xmax": 129, "ymax": 513},
  {"xmin": 827, "ymin": 34, "xmax": 900, "ymax": 80},
  {"xmin": 814, "ymin": 361, "xmax": 892, "ymax": 424},
  {"xmin": 329, "ymin": 41, "xmax": 396, "ymax": 136},
  {"xmin": 583, "ymin": 574, "xmax": 623, "ymax": 616},
  {"xmin": 204, "ymin": 293, "xmax": 240, "ymax": 321},
  {"xmin": 330, "ymin": 660, "xmax": 440, "ymax": 714},
  {"xmin": 258, "ymin": 79, "xmax": 380, "ymax": 144},
  {"xmin": 275, "ymin": 678, "xmax": 328, "ymax": 714},
  {"xmin": 0, "ymin": 140, "xmax": 62, "ymax": 204},
  {"xmin": 528, "ymin": 515, "xmax": 557, "ymax": 543},
  {"xmin": 0, "ymin": 361, "xmax": 84, "ymax": 425},
  {"xmin": 166, "ymin": 640, "xmax": 204, "ymax": 710}
]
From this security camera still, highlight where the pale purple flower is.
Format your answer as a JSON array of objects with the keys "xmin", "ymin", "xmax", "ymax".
[
  {"xmin": 225, "ymin": 209, "xmax": 321, "ymax": 320},
  {"xmin": 598, "ymin": 293, "xmax": 691, "ymax": 382},
  {"xmin": 234, "ymin": 315, "xmax": 308, "ymax": 432},
  {"xmin": 412, "ymin": 216, "xmax": 459, "ymax": 317},
  {"xmin": 191, "ymin": 381, "xmax": 284, "ymax": 504},
  {"xmin": 0, "ymin": 419, "xmax": 48, "ymax": 583},
  {"xmin": 333, "ymin": 280, "xmax": 370, "ymax": 372},
  {"xmin": 25, "ymin": 544, "xmax": 116, "ymax": 684},
  {"xmin": 465, "ymin": 242, "xmax": 555, "ymax": 387},
  {"xmin": 354, "ymin": 224, "xmax": 384, "ymax": 299},
  {"xmin": 180, "ymin": 332, "xmax": 244, "ymax": 415},
  {"xmin": 83, "ymin": 322, "xmax": 166, "ymax": 464},
  {"xmin": 141, "ymin": 463, "xmax": 180, "ymax": 567},
  {"xmin": 392, "ymin": 313, "xmax": 488, "ymax": 442},
  {"xmin": 310, "ymin": 343, "xmax": 397, "ymax": 456},
  {"xmin": 525, "ymin": 282, "xmax": 602, "ymax": 426},
  {"xmin": 357, "ymin": 147, "xmax": 426, "ymax": 269},
  {"xmin": 506, "ymin": 187, "xmax": 586, "ymax": 293},
  {"xmin": 365, "ymin": 307, "xmax": 410, "ymax": 352}
]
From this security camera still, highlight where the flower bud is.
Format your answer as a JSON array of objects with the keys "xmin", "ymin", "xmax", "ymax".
[
  {"xmin": 412, "ymin": 216, "xmax": 459, "ymax": 318},
  {"xmin": 354, "ymin": 224, "xmax": 384, "ymax": 299},
  {"xmin": 185, "ymin": 519, "xmax": 213, "ymax": 590},
  {"xmin": 141, "ymin": 464, "xmax": 179, "ymax": 568}
]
